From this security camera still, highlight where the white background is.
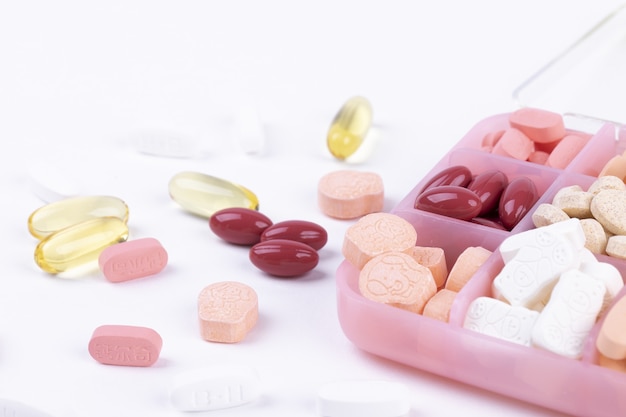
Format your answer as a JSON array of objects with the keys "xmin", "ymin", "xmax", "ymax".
[{"xmin": 0, "ymin": 1, "xmax": 624, "ymax": 416}]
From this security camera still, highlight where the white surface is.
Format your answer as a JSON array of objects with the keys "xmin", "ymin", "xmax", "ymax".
[
  {"xmin": 316, "ymin": 379, "xmax": 410, "ymax": 417},
  {"xmin": 0, "ymin": 1, "xmax": 623, "ymax": 416}
]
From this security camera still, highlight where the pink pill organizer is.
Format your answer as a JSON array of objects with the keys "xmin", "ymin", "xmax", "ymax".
[{"xmin": 336, "ymin": 5, "xmax": 626, "ymax": 417}]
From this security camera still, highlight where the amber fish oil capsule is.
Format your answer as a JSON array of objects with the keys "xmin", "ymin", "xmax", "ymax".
[
  {"xmin": 28, "ymin": 195, "xmax": 129, "ymax": 240},
  {"xmin": 35, "ymin": 217, "xmax": 129, "ymax": 274},
  {"xmin": 327, "ymin": 96, "xmax": 373, "ymax": 160},
  {"xmin": 169, "ymin": 171, "xmax": 260, "ymax": 218}
]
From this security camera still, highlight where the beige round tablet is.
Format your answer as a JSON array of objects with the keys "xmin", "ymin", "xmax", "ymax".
[
  {"xmin": 343, "ymin": 212, "xmax": 417, "ymax": 269},
  {"xmin": 552, "ymin": 187, "xmax": 593, "ymax": 218},
  {"xmin": 318, "ymin": 170, "xmax": 384, "ymax": 219},
  {"xmin": 359, "ymin": 251, "xmax": 437, "ymax": 314},
  {"xmin": 588, "ymin": 175, "xmax": 626, "ymax": 195},
  {"xmin": 606, "ymin": 235, "xmax": 626, "ymax": 260},
  {"xmin": 590, "ymin": 189, "xmax": 626, "ymax": 235},
  {"xmin": 580, "ymin": 218, "xmax": 608, "ymax": 254}
]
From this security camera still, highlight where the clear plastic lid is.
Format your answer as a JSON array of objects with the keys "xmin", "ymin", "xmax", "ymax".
[{"xmin": 513, "ymin": 4, "xmax": 626, "ymax": 138}]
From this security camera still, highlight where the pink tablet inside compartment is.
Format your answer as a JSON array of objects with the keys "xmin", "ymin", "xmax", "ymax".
[{"xmin": 336, "ymin": 113, "xmax": 626, "ymax": 417}]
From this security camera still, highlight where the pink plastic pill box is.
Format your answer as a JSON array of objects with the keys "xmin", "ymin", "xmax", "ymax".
[{"xmin": 336, "ymin": 5, "xmax": 626, "ymax": 417}]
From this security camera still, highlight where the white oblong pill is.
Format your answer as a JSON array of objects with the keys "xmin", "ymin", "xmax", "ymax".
[
  {"xmin": 0, "ymin": 398, "xmax": 56, "ymax": 417},
  {"xmin": 130, "ymin": 130, "xmax": 201, "ymax": 159},
  {"xmin": 169, "ymin": 364, "xmax": 261, "ymax": 412},
  {"xmin": 316, "ymin": 380, "xmax": 410, "ymax": 417}
]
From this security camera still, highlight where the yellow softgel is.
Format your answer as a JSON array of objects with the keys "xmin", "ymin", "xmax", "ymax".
[
  {"xmin": 28, "ymin": 195, "xmax": 129, "ymax": 240},
  {"xmin": 326, "ymin": 96, "xmax": 373, "ymax": 160},
  {"xmin": 168, "ymin": 171, "xmax": 259, "ymax": 218},
  {"xmin": 34, "ymin": 217, "xmax": 129, "ymax": 274}
]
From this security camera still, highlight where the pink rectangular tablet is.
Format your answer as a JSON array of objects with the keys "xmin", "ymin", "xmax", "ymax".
[
  {"xmin": 98, "ymin": 237, "xmax": 168, "ymax": 283},
  {"xmin": 88, "ymin": 324, "xmax": 163, "ymax": 367}
]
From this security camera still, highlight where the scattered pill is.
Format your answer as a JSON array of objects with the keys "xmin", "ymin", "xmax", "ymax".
[
  {"xmin": 28, "ymin": 195, "xmax": 129, "ymax": 240},
  {"xmin": 444, "ymin": 246, "xmax": 492, "ymax": 292},
  {"xmin": 260, "ymin": 220, "xmax": 328, "ymax": 250},
  {"xmin": 466, "ymin": 170, "xmax": 508, "ymax": 216},
  {"xmin": 498, "ymin": 176, "xmax": 538, "ymax": 230},
  {"xmin": 419, "ymin": 165, "xmax": 472, "ymax": 194},
  {"xmin": 531, "ymin": 269, "xmax": 605, "ymax": 359},
  {"xmin": 596, "ymin": 296, "xmax": 626, "ymax": 360},
  {"xmin": 464, "ymin": 296, "xmax": 539, "ymax": 346},
  {"xmin": 0, "ymin": 398, "xmax": 57, "ymax": 417},
  {"xmin": 170, "ymin": 364, "xmax": 262, "ymax": 412},
  {"xmin": 168, "ymin": 171, "xmax": 259, "ymax": 218},
  {"xmin": 590, "ymin": 189, "xmax": 626, "ymax": 235},
  {"xmin": 326, "ymin": 96, "xmax": 373, "ymax": 160},
  {"xmin": 317, "ymin": 170, "xmax": 384, "ymax": 219},
  {"xmin": 209, "ymin": 207, "xmax": 273, "ymax": 246},
  {"xmin": 316, "ymin": 379, "xmax": 410, "ymax": 417},
  {"xmin": 198, "ymin": 281, "xmax": 258, "ymax": 343},
  {"xmin": 88, "ymin": 324, "xmax": 162, "ymax": 366},
  {"xmin": 422, "ymin": 289, "xmax": 457, "ymax": 322},
  {"xmin": 342, "ymin": 213, "xmax": 417, "ymax": 270},
  {"xmin": 491, "ymin": 128, "xmax": 535, "ymax": 161},
  {"xmin": 34, "ymin": 217, "xmax": 129, "ymax": 274},
  {"xmin": 414, "ymin": 185, "xmax": 482, "ymax": 221},
  {"xmin": 508, "ymin": 107, "xmax": 566, "ymax": 144},
  {"xmin": 130, "ymin": 130, "xmax": 200, "ymax": 158},
  {"xmin": 249, "ymin": 239, "xmax": 319, "ymax": 277},
  {"xmin": 359, "ymin": 251, "xmax": 436, "ymax": 314},
  {"xmin": 98, "ymin": 237, "xmax": 168, "ymax": 283},
  {"xmin": 407, "ymin": 246, "xmax": 448, "ymax": 288}
]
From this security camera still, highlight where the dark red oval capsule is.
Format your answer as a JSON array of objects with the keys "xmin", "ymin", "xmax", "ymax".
[
  {"xmin": 498, "ymin": 177, "xmax": 538, "ymax": 230},
  {"xmin": 419, "ymin": 165, "xmax": 473, "ymax": 193},
  {"xmin": 249, "ymin": 239, "xmax": 319, "ymax": 278},
  {"xmin": 414, "ymin": 185, "xmax": 482, "ymax": 220},
  {"xmin": 260, "ymin": 220, "xmax": 328, "ymax": 250},
  {"xmin": 209, "ymin": 207, "xmax": 273, "ymax": 245},
  {"xmin": 467, "ymin": 170, "xmax": 508, "ymax": 216}
]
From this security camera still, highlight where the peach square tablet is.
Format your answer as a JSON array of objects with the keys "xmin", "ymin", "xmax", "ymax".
[
  {"xmin": 343, "ymin": 213, "xmax": 417, "ymax": 270},
  {"xmin": 198, "ymin": 281, "xmax": 258, "ymax": 343},
  {"xmin": 358, "ymin": 251, "xmax": 436, "ymax": 314},
  {"xmin": 318, "ymin": 170, "xmax": 384, "ymax": 219}
]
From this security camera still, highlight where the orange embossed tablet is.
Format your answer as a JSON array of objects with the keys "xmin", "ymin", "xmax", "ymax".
[
  {"xmin": 444, "ymin": 246, "xmax": 492, "ymax": 292},
  {"xmin": 359, "ymin": 251, "xmax": 436, "ymax": 314},
  {"xmin": 423, "ymin": 289, "xmax": 457, "ymax": 322},
  {"xmin": 407, "ymin": 246, "xmax": 448, "ymax": 288},
  {"xmin": 318, "ymin": 170, "xmax": 384, "ymax": 219},
  {"xmin": 198, "ymin": 281, "xmax": 258, "ymax": 343},
  {"xmin": 343, "ymin": 212, "xmax": 417, "ymax": 270}
]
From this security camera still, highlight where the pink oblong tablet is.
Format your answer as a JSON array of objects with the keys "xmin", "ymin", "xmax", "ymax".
[
  {"xmin": 98, "ymin": 237, "xmax": 168, "ymax": 283},
  {"xmin": 509, "ymin": 107, "xmax": 565, "ymax": 144},
  {"xmin": 88, "ymin": 324, "xmax": 163, "ymax": 367}
]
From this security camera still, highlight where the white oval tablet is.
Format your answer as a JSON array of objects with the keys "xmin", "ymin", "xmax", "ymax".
[
  {"xmin": 130, "ymin": 130, "xmax": 200, "ymax": 159},
  {"xmin": 316, "ymin": 380, "xmax": 410, "ymax": 417},
  {"xmin": 0, "ymin": 398, "xmax": 56, "ymax": 417},
  {"xmin": 169, "ymin": 364, "xmax": 261, "ymax": 412}
]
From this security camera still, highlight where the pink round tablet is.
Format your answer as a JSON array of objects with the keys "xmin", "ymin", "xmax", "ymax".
[
  {"xmin": 88, "ymin": 324, "xmax": 163, "ymax": 367},
  {"xmin": 509, "ymin": 107, "xmax": 565, "ymax": 144},
  {"xmin": 98, "ymin": 237, "xmax": 168, "ymax": 283}
]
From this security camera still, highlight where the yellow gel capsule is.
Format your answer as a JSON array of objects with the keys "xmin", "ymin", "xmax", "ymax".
[
  {"xmin": 34, "ymin": 217, "xmax": 129, "ymax": 274},
  {"xmin": 28, "ymin": 195, "xmax": 129, "ymax": 240},
  {"xmin": 326, "ymin": 96, "xmax": 373, "ymax": 160},
  {"xmin": 168, "ymin": 171, "xmax": 259, "ymax": 218}
]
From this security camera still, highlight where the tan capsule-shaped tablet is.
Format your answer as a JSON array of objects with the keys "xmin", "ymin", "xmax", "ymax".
[
  {"xmin": 28, "ymin": 195, "xmax": 129, "ymax": 240},
  {"xmin": 445, "ymin": 246, "xmax": 492, "ymax": 292},
  {"xmin": 531, "ymin": 203, "xmax": 570, "ymax": 227},
  {"xmin": 198, "ymin": 281, "xmax": 258, "ymax": 343},
  {"xmin": 342, "ymin": 213, "xmax": 417, "ymax": 270},
  {"xmin": 359, "ymin": 251, "xmax": 436, "ymax": 314},
  {"xmin": 580, "ymin": 218, "xmax": 608, "ymax": 254},
  {"xmin": 318, "ymin": 170, "xmax": 384, "ymax": 219},
  {"xmin": 597, "ymin": 296, "xmax": 626, "ymax": 360}
]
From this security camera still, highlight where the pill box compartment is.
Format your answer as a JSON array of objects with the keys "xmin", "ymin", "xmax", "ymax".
[{"xmin": 336, "ymin": 115, "xmax": 626, "ymax": 417}]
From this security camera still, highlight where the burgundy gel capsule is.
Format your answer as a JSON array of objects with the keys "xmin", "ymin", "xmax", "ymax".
[
  {"xmin": 498, "ymin": 177, "xmax": 538, "ymax": 230},
  {"xmin": 467, "ymin": 170, "xmax": 509, "ymax": 216},
  {"xmin": 249, "ymin": 239, "xmax": 319, "ymax": 278},
  {"xmin": 209, "ymin": 207, "xmax": 273, "ymax": 246},
  {"xmin": 414, "ymin": 185, "xmax": 482, "ymax": 221},
  {"xmin": 419, "ymin": 165, "xmax": 473, "ymax": 193},
  {"xmin": 260, "ymin": 220, "xmax": 328, "ymax": 250}
]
